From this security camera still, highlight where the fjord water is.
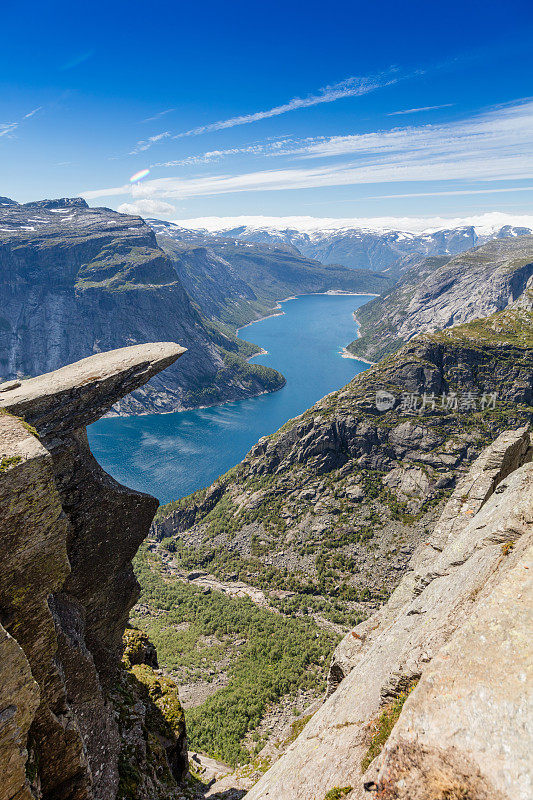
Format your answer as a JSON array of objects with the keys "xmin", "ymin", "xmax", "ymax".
[{"xmin": 88, "ymin": 294, "xmax": 372, "ymax": 503}]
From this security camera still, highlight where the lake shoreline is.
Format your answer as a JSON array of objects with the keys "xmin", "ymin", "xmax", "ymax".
[
  {"xmin": 236, "ymin": 290, "xmax": 377, "ymax": 335},
  {"xmin": 90, "ymin": 293, "xmax": 373, "ymax": 501}
]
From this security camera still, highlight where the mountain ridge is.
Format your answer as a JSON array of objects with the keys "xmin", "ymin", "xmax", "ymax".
[
  {"xmin": 347, "ymin": 235, "xmax": 533, "ymax": 362},
  {"xmin": 173, "ymin": 213, "xmax": 533, "ymax": 273}
]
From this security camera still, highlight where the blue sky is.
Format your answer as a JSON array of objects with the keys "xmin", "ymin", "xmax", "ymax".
[{"xmin": 2, "ymin": 0, "xmax": 533, "ymax": 222}]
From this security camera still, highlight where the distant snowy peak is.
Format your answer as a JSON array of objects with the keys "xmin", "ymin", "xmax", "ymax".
[
  {"xmin": 174, "ymin": 212, "xmax": 533, "ymax": 237},
  {"xmin": 170, "ymin": 213, "xmax": 533, "ymax": 273}
]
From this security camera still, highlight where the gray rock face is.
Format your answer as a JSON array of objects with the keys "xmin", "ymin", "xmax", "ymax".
[
  {"xmin": 349, "ymin": 235, "xmax": 533, "ymax": 362},
  {"xmin": 244, "ymin": 428, "xmax": 532, "ymax": 800},
  {"xmin": 0, "ymin": 344, "xmax": 188, "ymax": 800}
]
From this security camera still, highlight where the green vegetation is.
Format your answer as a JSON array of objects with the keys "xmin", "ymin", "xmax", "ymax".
[
  {"xmin": 323, "ymin": 787, "xmax": 353, "ymax": 799},
  {"xmin": 183, "ymin": 346, "xmax": 285, "ymax": 408},
  {"xmin": 501, "ymin": 540, "xmax": 515, "ymax": 556},
  {"xmin": 130, "ymin": 664, "xmax": 185, "ymax": 735},
  {"xmin": 360, "ymin": 684, "xmax": 418, "ymax": 772},
  {"xmin": 283, "ymin": 713, "xmax": 315, "ymax": 746},
  {"xmin": 0, "ymin": 455, "xmax": 22, "ymax": 472},
  {"xmin": 429, "ymin": 308, "xmax": 533, "ymax": 347},
  {"xmin": 133, "ymin": 546, "xmax": 339, "ymax": 766}
]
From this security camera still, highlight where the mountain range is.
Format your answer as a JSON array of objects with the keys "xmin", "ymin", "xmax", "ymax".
[
  {"xmin": 348, "ymin": 235, "xmax": 533, "ymax": 361},
  {"xmin": 175, "ymin": 213, "xmax": 533, "ymax": 273}
]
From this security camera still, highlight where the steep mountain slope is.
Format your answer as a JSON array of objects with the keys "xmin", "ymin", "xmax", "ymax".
[
  {"xmin": 149, "ymin": 219, "xmax": 392, "ymax": 331},
  {"xmin": 152, "ymin": 308, "xmax": 533, "ymax": 636},
  {"xmin": 0, "ymin": 198, "xmax": 285, "ymax": 413},
  {"xmin": 175, "ymin": 215, "xmax": 533, "ymax": 272},
  {"xmin": 348, "ymin": 235, "xmax": 533, "ymax": 362}
]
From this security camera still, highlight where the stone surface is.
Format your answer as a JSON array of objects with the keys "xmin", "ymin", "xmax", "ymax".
[
  {"xmin": 0, "ymin": 344, "xmax": 189, "ymax": 800},
  {"xmin": 0, "ymin": 342, "xmax": 185, "ymax": 445},
  {"xmin": 243, "ymin": 428, "xmax": 532, "ymax": 800}
]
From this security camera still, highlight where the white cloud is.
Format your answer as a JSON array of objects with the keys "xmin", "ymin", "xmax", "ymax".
[
  {"xmin": 83, "ymin": 100, "xmax": 533, "ymax": 203},
  {"xmin": 151, "ymin": 139, "xmax": 296, "ymax": 167},
  {"xmin": 142, "ymin": 108, "xmax": 176, "ymax": 123},
  {"xmin": 23, "ymin": 106, "xmax": 43, "ymax": 119},
  {"xmin": 387, "ymin": 103, "xmax": 453, "ymax": 116},
  {"xmin": 372, "ymin": 186, "xmax": 533, "ymax": 199},
  {"xmin": 117, "ymin": 198, "xmax": 177, "ymax": 217},
  {"xmin": 0, "ymin": 106, "xmax": 43, "ymax": 139},
  {"xmin": 0, "ymin": 122, "xmax": 18, "ymax": 138},
  {"xmin": 131, "ymin": 71, "xmax": 400, "ymax": 154},
  {"xmin": 130, "ymin": 131, "xmax": 171, "ymax": 155},
  {"xmin": 171, "ymin": 72, "xmax": 398, "ymax": 140}
]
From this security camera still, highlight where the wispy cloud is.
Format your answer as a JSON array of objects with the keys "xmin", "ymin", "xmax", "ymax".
[
  {"xmin": 23, "ymin": 106, "xmax": 43, "ymax": 119},
  {"xmin": 387, "ymin": 103, "xmax": 453, "ymax": 116},
  {"xmin": 60, "ymin": 50, "xmax": 94, "ymax": 70},
  {"xmin": 130, "ymin": 131, "xmax": 171, "ymax": 155},
  {"xmin": 142, "ymin": 108, "xmax": 176, "ymax": 123},
  {"xmin": 0, "ymin": 106, "xmax": 43, "ymax": 139},
  {"xmin": 372, "ymin": 186, "xmax": 533, "ymax": 199},
  {"xmin": 130, "ymin": 70, "xmax": 400, "ymax": 154},
  {"xmin": 83, "ymin": 100, "xmax": 533, "ymax": 202},
  {"xmin": 151, "ymin": 139, "xmax": 296, "ymax": 167},
  {"xmin": 0, "ymin": 122, "xmax": 19, "ymax": 139},
  {"xmin": 173, "ymin": 72, "xmax": 399, "ymax": 139}
]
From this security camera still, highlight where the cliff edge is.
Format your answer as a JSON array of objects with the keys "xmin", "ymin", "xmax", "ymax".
[{"xmin": 0, "ymin": 343, "xmax": 188, "ymax": 800}]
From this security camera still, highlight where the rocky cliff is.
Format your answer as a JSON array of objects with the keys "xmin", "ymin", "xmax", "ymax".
[
  {"xmin": 347, "ymin": 235, "xmax": 533, "ymax": 362},
  {"xmin": 0, "ymin": 343, "xmax": 189, "ymax": 800},
  {"xmin": 244, "ymin": 425, "xmax": 532, "ymax": 800}
]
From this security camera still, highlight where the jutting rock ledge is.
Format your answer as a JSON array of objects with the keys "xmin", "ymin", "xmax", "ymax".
[{"xmin": 0, "ymin": 343, "xmax": 188, "ymax": 800}]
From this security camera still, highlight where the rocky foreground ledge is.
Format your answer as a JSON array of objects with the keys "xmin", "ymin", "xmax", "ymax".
[
  {"xmin": 0, "ymin": 344, "xmax": 188, "ymax": 800},
  {"xmin": 245, "ymin": 427, "xmax": 532, "ymax": 800}
]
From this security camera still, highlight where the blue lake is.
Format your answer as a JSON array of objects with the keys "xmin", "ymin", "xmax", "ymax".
[{"xmin": 88, "ymin": 293, "xmax": 372, "ymax": 503}]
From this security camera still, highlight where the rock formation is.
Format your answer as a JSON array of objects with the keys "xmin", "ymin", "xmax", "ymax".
[
  {"xmin": 244, "ymin": 426, "xmax": 532, "ymax": 800},
  {"xmin": 0, "ymin": 343, "xmax": 189, "ymax": 800}
]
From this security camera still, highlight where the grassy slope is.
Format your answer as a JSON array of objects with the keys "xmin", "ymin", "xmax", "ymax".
[{"xmin": 132, "ymin": 545, "xmax": 338, "ymax": 767}]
